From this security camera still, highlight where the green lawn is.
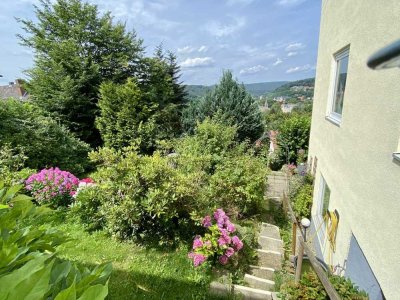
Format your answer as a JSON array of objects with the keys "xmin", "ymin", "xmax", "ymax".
[{"xmin": 34, "ymin": 212, "xmax": 229, "ymax": 300}]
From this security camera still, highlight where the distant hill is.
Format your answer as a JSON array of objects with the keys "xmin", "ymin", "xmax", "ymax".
[
  {"xmin": 267, "ymin": 78, "xmax": 315, "ymax": 99},
  {"xmin": 185, "ymin": 81, "xmax": 288, "ymax": 99}
]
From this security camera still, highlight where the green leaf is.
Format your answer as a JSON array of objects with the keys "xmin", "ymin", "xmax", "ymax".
[
  {"xmin": 77, "ymin": 283, "xmax": 108, "ymax": 300},
  {"xmin": 54, "ymin": 280, "xmax": 77, "ymax": 300}
]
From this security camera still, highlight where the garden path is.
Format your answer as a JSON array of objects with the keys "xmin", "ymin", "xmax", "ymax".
[{"xmin": 210, "ymin": 171, "xmax": 288, "ymax": 299}]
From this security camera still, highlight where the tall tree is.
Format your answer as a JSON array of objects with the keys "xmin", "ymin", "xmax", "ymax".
[
  {"xmin": 18, "ymin": 0, "xmax": 144, "ymax": 146},
  {"xmin": 183, "ymin": 71, "xmax": 264, "ymax": 142}
]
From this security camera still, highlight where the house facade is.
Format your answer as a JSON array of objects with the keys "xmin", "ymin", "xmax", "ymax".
[{"xmin": 308, "ymin": 1, "xmax": 400, "ymax": 299}]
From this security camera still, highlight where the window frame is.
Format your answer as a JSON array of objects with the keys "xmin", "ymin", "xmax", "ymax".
[
  {"xmin": 314, "ymin": 174, "xmax": 331, "ymax": 243},
  {"xmin": 326, "ymin": 46, "xmax": 350, "ymax": 125}
]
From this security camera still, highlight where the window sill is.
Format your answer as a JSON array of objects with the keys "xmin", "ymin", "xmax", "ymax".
[{"xmin": 325, "ymin": 115, "xmax": 341, "ymax": 127}]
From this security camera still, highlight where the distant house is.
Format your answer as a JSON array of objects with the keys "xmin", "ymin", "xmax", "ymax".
[
  {"xmin": 0, "ymin": 80, "xmax": 29, "ymax": 100},
  {"xmin": 268, "ymin": 130, "xmax": 278, "ymax": 153},
  {"xmin": 280, "ymin": 103, "xmax": 297, "ymax": 113},
  {"xmin": 308, "ymin": 1, "xmax": 400, "ymax": 299}
]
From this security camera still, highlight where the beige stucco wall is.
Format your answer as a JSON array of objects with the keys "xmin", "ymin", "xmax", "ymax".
[{"xmin": 308, "ymin": 1, "xmax": 400, "ymax": 299}]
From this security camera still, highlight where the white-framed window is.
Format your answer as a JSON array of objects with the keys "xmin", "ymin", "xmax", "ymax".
[
  {"xmin": 315, "ymin": 174, "xmax": 331, "ymax": 242},
  {"xmin": 327, "ymin": 46, "xmax": 350, "ymax": 124}
]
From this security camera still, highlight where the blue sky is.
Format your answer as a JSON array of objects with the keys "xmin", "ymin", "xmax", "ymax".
[{"xmin": 0, "ymin": 0, "xmax": 321, "ymax": 85}]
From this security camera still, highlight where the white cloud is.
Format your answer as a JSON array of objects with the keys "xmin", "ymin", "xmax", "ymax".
[
  {"xmin": 198, "ymin": 45, "xmax": 208, "ymax": 52},
  {"xmin": 205, "ymin": 17, "xmax": 246, "ymax": 37},
  {"xmin": 286, "ymin": 64, "xmax": 311, "ymax": 73},
  {"xmin": 277, "ymin": 0, "xmax": 306, "ymax": 6},
  {"xmin": 92, "ymin": 0, "xmax": 179, "ymax": 31},
  {"xmin": 178, "ymin": 45, "xmax": 208, "ymax": 54},
  {"xmin": 287, "ymin": 51, "xmax": 297, "ymax": 57},
  {"xmin": 177, "ymin": 46, "xmax": 196, "ymax": 54},
  {"xmin": 226, "ymin": 0, "xmax": 255, "ymax": 6},
  {"xmin": 180, "ymin": 57, "xmax": 214, "ymax": 68},
  {"xmin": 285, "ymin": 42, "xmax": 305, "ymax": 51},
  {"xmin": 240, "ymin": 65, "xmax": 268, "ymax": 75},
  {"xmin": 272, "ymin": 58, "xmax": 283, "ymax": 66}
]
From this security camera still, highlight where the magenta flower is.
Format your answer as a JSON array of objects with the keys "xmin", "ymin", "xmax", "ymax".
[
  {"xmin": 219, "ymin": 255, "xmax": 229, "ymax": 265},
  {"xmin": 193, "ymin": 238, "xmax": 203, "ymax": 249},
  {"xmin": 225, "ymin": 221, "xmax": 236, "ymax": 233},
  {"xmin": 225, "ymin": 247, "xmax": 235, "ymax": 258},
  {"xmin": 214, "ymin": 209, "xmax": 226, "ymax": 221},
  {"xmin": 232, "ymin": 236, "xmax": 243, "ymax": 251},
  {"xmin": 202, "ymin": 215, "xmax": 212, "ymax": 228},
  {"xmin": 188, "ymin": 253, "xmax": 207, "ymax": 267},
  {"xmin": 218, "ymin": 237, "xmax": 227, "ymax": 246}
]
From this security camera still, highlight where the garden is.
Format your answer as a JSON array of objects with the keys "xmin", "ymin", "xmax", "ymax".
[{"xmin": 0, "ymin": 0, "xmax": 370, "ymax": 299}]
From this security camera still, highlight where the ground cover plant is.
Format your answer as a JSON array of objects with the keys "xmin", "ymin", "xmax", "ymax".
[
  {"xmin": 0, "ymin": 184, "xmax": 111, "ymax": 300},
  {"xmin": 279, "ymin": 271, "xmax": 368, "ymax": 300}
]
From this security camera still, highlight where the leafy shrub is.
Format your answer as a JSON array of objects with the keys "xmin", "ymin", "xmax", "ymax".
[
  {"xmin": 275, "ymin": 113, "xmax": 311, "ymax": 169},
  {"xmin": 26, "ymin": 168, "xmax": 79, "ymax": 207},
  {"xmin": 0, "ymin": 184, "xmax": 111, "ymax": 299},
  {"xmin": 280, "ymin": 271, "xmax": 368, "ymax": 299},
  {"xmin": 0, "ymin": 99, "xmax": 91, "ymax": 174},
  {"xmin": 293, "ymin": 184, "xmax": 313, "ymax": 219},
  {"xmin": 72, "ymin": 119, "xmax": 267, "ymax": 244},
  {"xmin": 0, "ymin": 144, "xmax": 36, "ymax": 186},
  {"xmin": 70, "ymin": 185, "xmax": 105, "ymax": 231},
  {"xmin": 209, "ymin": 153, "xmax": 267, "ymax": 218}
]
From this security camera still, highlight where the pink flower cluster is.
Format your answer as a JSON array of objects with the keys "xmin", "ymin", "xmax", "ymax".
[
  {"xmin": 25, "ymin": 168, "xmax": 79, "ymax": 206},
  {"xmin": 188, "ymin": 209, "xmax": 243, "ymax": 267}
]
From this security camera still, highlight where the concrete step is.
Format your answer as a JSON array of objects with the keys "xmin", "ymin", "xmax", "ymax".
[
  {"xmin": 244, "ymin": 274, "xmax": 275, "ymax": 291},
  {"xmin": 209, "ymin": 281, "xmax": 232, "ymax": 298},
  {"xmin": 257, "ymin": 249, "xmax": 283, "ymax": 270},
  {"xmin": 258, "ymin": 236, "xmax": 284, "ymax": 253},
  {"xmin": 249, "ymin": 265, "xmax": 275, "ymax": 281},
  {"xmin": 260, "ymin": 223, "xmax": 281, "ymax": 240},
  {"xmin": 234, "ymin": 285, "xmax": 273, "ymax": 300}
]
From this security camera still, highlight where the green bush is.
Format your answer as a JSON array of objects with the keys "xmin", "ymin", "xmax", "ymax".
[
  {"xmin": 0, "ymin": 184, "xmax": 112, "ymax": 299},
  {"xmin": 209, "ymin": 154, "xmax": 267, "ymax": 218},
  {"xmin": 293, "ymin": 184, "xmax": 313, "ymax": 219},
  {"xmin": 0, "ymin": 99, "xmax": 91, "ymax": 174},
  {"xmin": 72, "ymin": 119, "xmax": 267, "ymax": 244},
  {"xmin": 275, "ymin": 113, "xmax": 311, "ymax": 168},
  {"xmin": 280, "ymin": 271, "xmax": 368, "ymax": 300}
]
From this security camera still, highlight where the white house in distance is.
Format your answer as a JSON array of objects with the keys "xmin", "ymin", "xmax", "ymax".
[{"xmin": 308, "ymin": 1, "xmax": 400, "ymax": 299}]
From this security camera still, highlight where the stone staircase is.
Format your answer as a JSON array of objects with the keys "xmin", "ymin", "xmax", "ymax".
[{"xmin": 210, "ymin": 223, "xmax": 284, "ymax": 299}]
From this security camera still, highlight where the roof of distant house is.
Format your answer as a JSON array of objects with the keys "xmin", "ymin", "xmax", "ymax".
[{"xmin": 0, "ymin": 80, "xmax": 29, "ymax": 100}]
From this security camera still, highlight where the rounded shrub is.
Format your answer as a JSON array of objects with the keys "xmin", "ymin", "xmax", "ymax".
[{"xmin": 25, "ymin": 168, "xmax": 79, "ymax": 207}]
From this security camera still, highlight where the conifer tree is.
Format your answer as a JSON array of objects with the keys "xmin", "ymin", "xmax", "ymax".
[
  {"xmin": 18, "ymin": 0, "xmax": 144, "ymax": 146},
  {"xmin": 183, "ymin": 71, "xmax": 264, "ymax": 141}
]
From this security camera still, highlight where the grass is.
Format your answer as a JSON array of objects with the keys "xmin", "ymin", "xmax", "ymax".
[{"xmin": 32, "ymin": 211, "xmax": 229, "ymax": 300}]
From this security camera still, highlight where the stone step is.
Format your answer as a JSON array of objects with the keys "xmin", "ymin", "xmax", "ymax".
[
  {"xmin": 249, "ymin": 265, "xmax": 275, "ymax": 281},
  {"xmin": 244, "ymin": 274, "xmax": 275, "ymax": 291},
  {"xmin": 260, "ymin": 223, "xmax": 281, "ymax": 240},
  {"xmin": 209, "ymin": 281, "xmax": 231, "ymax": 297},
  {"xmin": 258, "ymin": 236, "xmax": 284, "ymax": 253},
  {"xmin": 234, "ymin": 285, "xmax": 273, "ymax": 300},
  {"xmin": 257, "ymin": 249, "xmax": 283, "ymax": 270}
]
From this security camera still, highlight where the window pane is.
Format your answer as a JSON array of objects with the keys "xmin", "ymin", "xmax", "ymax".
[
  {"xmin": 333, "ymin": 55, "xmax": 349, "ymax": 115},
  {"xmin": 322, "ymin": 183, "xmax": 331, "ymax": 215}
]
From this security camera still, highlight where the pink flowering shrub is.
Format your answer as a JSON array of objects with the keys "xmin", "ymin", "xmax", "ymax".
[
  {"xmin": 25, "ymin": 167, "xmax": 79, "ymax": 207},
  {"xmin": 188, "ymin": 209, "xmax": 243, "ymax": 268}
]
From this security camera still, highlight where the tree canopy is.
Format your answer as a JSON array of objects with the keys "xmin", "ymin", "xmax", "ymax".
[
  {"xmin": 18, "ymin": 0, "xmax": 144, "ymax": 146},
  {"xmin": 183, "ymin": 71, "xmax": 264, "ymax": 142}
]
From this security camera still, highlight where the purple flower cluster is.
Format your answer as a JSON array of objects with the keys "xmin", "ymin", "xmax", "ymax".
[
  {"xmin": 188, "ymin": 208, "xmax": 243, "ymax": 268},
  {"xmin": 25, "ymin": 168, "xmax": 79, "ymax": 206}
]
